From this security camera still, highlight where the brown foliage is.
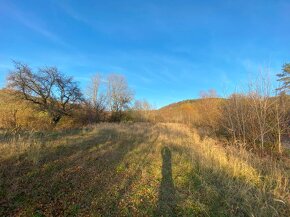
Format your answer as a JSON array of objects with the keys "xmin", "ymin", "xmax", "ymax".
[{"xmin": 157, "ymin": 98, "xmax": 224, "ymax": 133}]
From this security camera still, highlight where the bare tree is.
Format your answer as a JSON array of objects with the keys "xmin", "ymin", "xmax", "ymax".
[
  {"xmin": 271, "ymin": 88, "xmax": 290, "ymax": 154},
  {"xmin": 106, "ymin": 74, "xmax": 134, "ymax": 121},
  {"xmin": 199, "ymin": 89, "xmax": 218, "ymax": 99},
  {"xmin": 7, "ymin": 61, "xmax": 83, "ymax": 125},
  {"xmin": 86, "ymin": 73, "xmax": 106, "ymax": 122},
  {"xmin": 222, "ymin": 70, "xmax": 290, "ymax": 154},
  {"xmin": 248, "ymin": 74, "xmax": 273, "ymax": 150},
  {"xmin": 133, "ymin": 99, "xmax": 152, "ymax": 121}
]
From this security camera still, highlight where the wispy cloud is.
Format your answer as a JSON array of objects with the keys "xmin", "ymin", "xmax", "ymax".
[
  {"xmin": 0, "ymin": 0, "xmax": 71, "ymax": 48},
  {"xmin": 57, "ymin": 1, "xmax": 90, "ymax": 25},
  {"xmin": 56, "ymin": 1, "xmax": 108, "ymax": 34}
]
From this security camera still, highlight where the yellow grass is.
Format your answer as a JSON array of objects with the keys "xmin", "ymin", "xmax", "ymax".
[{"xmin": 0, "ymin": 123, "xmax": 289, "ymax": 216}]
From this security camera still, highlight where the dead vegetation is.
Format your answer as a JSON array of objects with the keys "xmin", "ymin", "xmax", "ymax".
[
  {"xmin": 1, "ymin": 123, "xmax": 289, "ymax": 216},
  {"xmin": 0, "ymin": 62, "xmax": 289, "ymax": 216}
]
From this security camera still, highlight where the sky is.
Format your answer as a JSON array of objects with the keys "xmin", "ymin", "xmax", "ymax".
[{"xmin": 0, "ymin": 0, "xmax": 289, "ymax": 108}]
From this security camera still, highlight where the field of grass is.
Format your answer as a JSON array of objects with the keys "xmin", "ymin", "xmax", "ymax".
[{"xmin": 0, "ymin": 123, "xmax": 289, "ymax": 216}]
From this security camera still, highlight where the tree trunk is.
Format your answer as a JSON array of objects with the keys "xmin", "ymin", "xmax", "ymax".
[
  {"xmin": 278, "ymin": 131, "xmax": 282, "ymax": 154},
  {"xmin": 51, "ymin": 115, "xmax": 61, "ymax": 126}
]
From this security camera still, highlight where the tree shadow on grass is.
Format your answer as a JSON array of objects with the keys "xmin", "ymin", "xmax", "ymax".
[
  {"xmin": 156, "ymin": 146, "xmax": 177, "ymax": 216},
  {"xmin": 0, "ymin": 126, "xmax": 155, "ymax": 216},
  {"xmin": 104, "ymin": 134, "xmax": 160, "ymax": 216}
]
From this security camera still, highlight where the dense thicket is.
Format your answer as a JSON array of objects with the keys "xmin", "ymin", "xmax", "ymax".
[
  {"xmin": 222, "ymin": 70, "xmax": 290, "ymax": 153},
  {"xmin": 157, "ymin": 71, "xmax": 290, "ymax": 154}
]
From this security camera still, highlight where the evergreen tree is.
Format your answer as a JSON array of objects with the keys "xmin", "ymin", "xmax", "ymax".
[{"xmin": 276, "ymin": 64, "xmax": 290, "ymax": 94}]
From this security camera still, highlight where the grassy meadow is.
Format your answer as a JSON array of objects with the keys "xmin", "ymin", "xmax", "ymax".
[
  {"xmin": 1, "ymin": 2, "xmax": 290, "ymax": 216},
  {"xmin": 1, "ymin": 123, "xmax": 289, "ymax": 216}
]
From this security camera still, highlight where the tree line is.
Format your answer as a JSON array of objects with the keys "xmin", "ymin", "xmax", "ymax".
[
  {"xmin": 156, "ymin": 65, "xmax": 289, "ymax": 154},
  {"xmin": 1, "ymin": 61, "xmax": 152, "ymax": 129},
  {"xmin": 222, "ymin": 70, "xmax": 289, "ymax": 154},
  {"xmin": 1, "ymin": 61, "xmax": 289, "ymax": 154}
]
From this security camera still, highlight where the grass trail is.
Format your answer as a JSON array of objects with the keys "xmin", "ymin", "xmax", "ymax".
[{"xmin": 0, "ymin": 123, "xmax": 289, "ymax": 216}]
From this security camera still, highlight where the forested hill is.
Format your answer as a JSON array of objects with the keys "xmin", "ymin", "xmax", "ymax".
[
  {"xmin": 156, "ymin": 98, "xmax": 225, "ymax": 127},
  {"xmin": 159, "ymin": 98, "xmax": 225, "ymax": 111}
]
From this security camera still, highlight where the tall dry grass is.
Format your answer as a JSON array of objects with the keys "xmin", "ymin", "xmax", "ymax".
[
  {"xmin": 157, "ymin": 123, "xmax": 290, "ymax": 216},
  {"xmin": 0, "ymin": 123, "xmax": 289, "ymax": 216}
]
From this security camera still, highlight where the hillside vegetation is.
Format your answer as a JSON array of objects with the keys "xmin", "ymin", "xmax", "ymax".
[
  {"xmin": 157, "ymin": 98, "xmax": 224, "ymax": 129},
  {"xmin": 1, "ymin": 123, "xmax": 289, "ymax": 216},
  {"xmin": 0, "ymin": 62, "xmax": 289, "ymax": 216}
]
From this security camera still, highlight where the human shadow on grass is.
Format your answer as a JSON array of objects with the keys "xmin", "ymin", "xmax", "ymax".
[{"xmin": 156, "ymin": 146, "xmax": 177, "ymax": 217}]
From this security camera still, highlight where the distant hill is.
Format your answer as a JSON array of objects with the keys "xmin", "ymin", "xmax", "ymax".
[
  {"xmin": 159, "ymin": 98, "xmax": 225, "ymax": 111},
  {"xmin": 156, "ymin": 98, "xmax": 226, "ymax": 127}
]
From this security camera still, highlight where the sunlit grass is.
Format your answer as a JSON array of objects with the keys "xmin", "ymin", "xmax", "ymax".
[{"xmin": 0, "ymin": 123, "xmax": 289, "ymax": 216}]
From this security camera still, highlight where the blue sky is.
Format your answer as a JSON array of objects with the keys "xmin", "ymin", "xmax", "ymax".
[{"xmin": 0, "ymin": 0, "xmax": 289, "ymax": 107}]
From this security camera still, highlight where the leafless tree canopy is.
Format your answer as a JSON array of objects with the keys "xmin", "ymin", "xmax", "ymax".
[
  {"xmin": 222, "ymin": 73, "xmax": 289, "ymax": 153},
  {"xmin": 199, "ymin": 89, "xmax": 218, "ymax": 99},
  {"xmin": 7, "ymin": 62, "xmax": 83, "ymax": 125},
  {"xmin": 86, "ymin": 73, "xmax": 106, "ymax": 122},
  {"xmin": 107, "ymin": 74, "xmax": 134, "ymax": 121},
  {"xmin": 87, "ymin": 74, "xmax": 101, "ymax": 107}
]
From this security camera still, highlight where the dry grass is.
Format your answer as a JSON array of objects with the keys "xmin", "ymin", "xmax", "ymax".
[{"xmin": 0, "ymin": 123, "xmax": 289, "ymax": 216}]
